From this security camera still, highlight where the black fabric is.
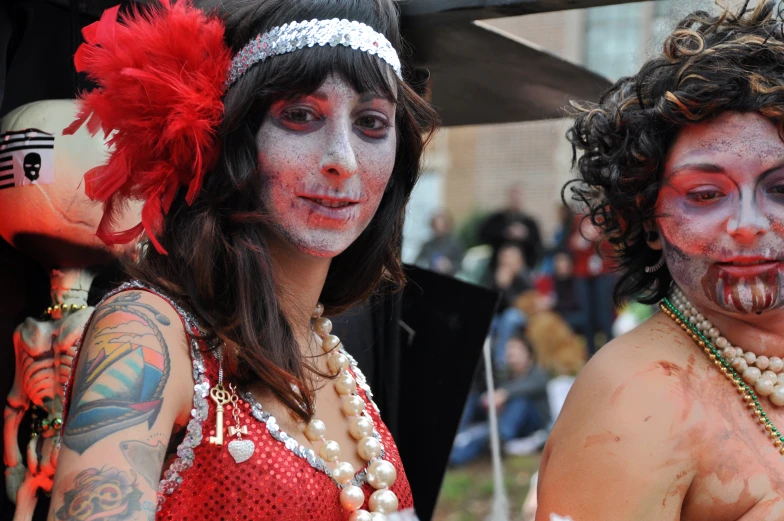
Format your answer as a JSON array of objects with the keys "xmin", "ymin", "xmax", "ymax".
[
  {"xmin": 396, "ymin": 266, "xmax": 498, "ymax": 521},
  {"xmin": 0, "ymin": 0, "xmax": 137, "ymax": 118},
  {"xmin": 330, "ymin": 290, "xmax": 402, "ymax": 438}
]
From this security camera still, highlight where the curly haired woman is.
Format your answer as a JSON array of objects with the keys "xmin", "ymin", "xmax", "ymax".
[{"xmin": 537, "ymin": 2, "xmax": 784, "ymax": 520}]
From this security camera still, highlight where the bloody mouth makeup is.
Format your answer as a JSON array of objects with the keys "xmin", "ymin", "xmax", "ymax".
[
  {"xmin": 656, "ymin": 111, "xmax": 784, "ymax": 315},
  {"xmin": 703, "ymin": 260, "xmax": 780, "ymax": 312}
]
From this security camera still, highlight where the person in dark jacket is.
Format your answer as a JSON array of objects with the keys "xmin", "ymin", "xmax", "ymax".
[{"xmin": 479, "ymin": 184, "xmax": 543, "ymax": 271}]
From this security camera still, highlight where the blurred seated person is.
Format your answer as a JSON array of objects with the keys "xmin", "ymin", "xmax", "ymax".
[
  {"xmin": 568, "ymin": 213, "xmax": 617, "ymax": 356},
  {"xmin": 551, "ymin": 250, "xmax": 584, "ymax": 334},
  {"xmin": 414, "ymin": 209, "xmax": 465, "ymax": 276},
  {"xmin": 539, "ymin": 205, "xmax": 575, "ymax": 277},
  {"xmin": 449, "ymin": 333, "xmax": 551, "ymax": 466},
  {"xmin": 484, "ymin": 243, "xmax": 531, "ymax": 368},
  {"xmin": 515, "ymin": 289, "xmax": 587, "ymax": 378},
  {"xmin": 479, "ymin": 184, "xmax": 543, "ymax": 272}
]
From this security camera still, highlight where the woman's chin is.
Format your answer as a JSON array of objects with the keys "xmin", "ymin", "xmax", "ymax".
[{"xmin": 288, "ymin": 233, "xmax": 355, "ymax": 259}]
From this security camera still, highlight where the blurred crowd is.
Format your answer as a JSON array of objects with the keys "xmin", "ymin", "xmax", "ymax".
[{"xmin": 414, "ymin": 184, "xmax": 652, "ymax": 467}]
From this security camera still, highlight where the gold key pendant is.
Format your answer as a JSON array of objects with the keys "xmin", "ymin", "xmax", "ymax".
[{"xmin": 209, "ymin": 383, "xmax": 231, "ymax": 445}]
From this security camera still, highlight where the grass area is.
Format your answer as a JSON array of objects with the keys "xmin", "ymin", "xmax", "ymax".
[{"xmin": 432, "ymin": 452, "xmax": 543, "ymax": 521}]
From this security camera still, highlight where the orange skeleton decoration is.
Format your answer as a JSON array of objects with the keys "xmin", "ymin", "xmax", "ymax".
[{"xmin": 0, "ymin": 100, "xmax": 140, "ymax": 521}]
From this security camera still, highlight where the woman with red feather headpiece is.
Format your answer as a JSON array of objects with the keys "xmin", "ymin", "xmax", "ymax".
[{"xmin": 48, "ymin": 1, "xmax": 438, "ymax": 519}]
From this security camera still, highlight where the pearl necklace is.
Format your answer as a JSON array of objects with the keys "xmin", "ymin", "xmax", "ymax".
[
  {"xmin": 661, "ymin": 290, "xmax": 784, "ymax": 455},
  {"xmin": 305, "ymin": 303, "xmax": 399, "ymax": 521},
  {"xmin": 669, "ymin": 287, "xmax": 784, "ymax": 406}
]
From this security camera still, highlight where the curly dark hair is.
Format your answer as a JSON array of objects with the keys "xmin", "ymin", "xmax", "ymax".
[{"xmin": 565, "ymin": 0, "xmax": 784, "ymax": 305}]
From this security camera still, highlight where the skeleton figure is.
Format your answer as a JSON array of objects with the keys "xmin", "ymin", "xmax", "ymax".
[{"xmin": 4, "ymin": 268, "xmax": 95, "ymax": 521}]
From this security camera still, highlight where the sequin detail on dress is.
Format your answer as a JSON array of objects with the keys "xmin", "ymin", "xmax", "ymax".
[
  {"xmin": 240, "ymin": 346, "xmax": 384, "ymax": 489},
  {"xmin": 61, "ymin": 280, "xmax": 414, "ymax": 520}
]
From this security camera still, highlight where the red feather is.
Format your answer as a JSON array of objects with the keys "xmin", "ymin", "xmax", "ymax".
[{"xmin": 64, "ymin": 0, "xmax": 231, "ymax": 254}]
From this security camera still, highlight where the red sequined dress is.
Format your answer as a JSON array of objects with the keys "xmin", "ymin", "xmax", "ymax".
[{"xmin": 63, "ymin": 281, "xmax": 414, "ymax": 520}]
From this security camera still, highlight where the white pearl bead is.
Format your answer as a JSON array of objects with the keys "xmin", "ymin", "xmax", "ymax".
[
  {"xmin": 732, "ymin": 358, "xmax": 748, "ymax": 372},
  {"xmin": 369, "ymin": 489, "xmax": 399, "ymax": 514},
  {"xmin": 735, "ymin": 347, "xmax": 744, "ymax": 358},
  {"xmin": 755, "ymin": 377, "xmax": 776, "ymax": 396},
  {"xmin": 335, "ymin": 374, "xmax": 358, "ymax": 395},
  {"xmin": 707, "ymin": 327, "xmax": 719, "ymax": 339},
  {"xmin": 763, "ymin": 370, "xmax": 778, "ymax": 381},
  {"xmin": 313, "ymin": 303, "xmax": 325, "ymax": 318},
  {"xmin": 743, "ymin": 366, "xmax": 762, "ymax": 384},
  {"xmin": 755, "ymin": 355, "xmax": 770, "ymax": 370},
  {"xmin": 769, "ymin": 357, "xmax": 784, "ymax": 373},
  {"xmin": 689, "ymin": 316, "xmax": 699, "ymax": 324},
  {"xmin": 715, "ymin": 336, "xmax": 729, "ymax": 349},
  {"xmin": 779, "ymin": 373, "xmax": 784, "ymax": 385},
  {"xmin": 314, "ymin": 317, "xmax": 333, "ymax": 337},
  {"xmin": 770, "ymin": 384, "xmax": 784, "ymax": 406},
  {"xmin": 304, "ymin": 419, "xmax": 327, "ymax": 441},
  {"xmin": 743, "ymin": 351, "xmax": 757, "ymax": 365},
  {"xmin": 357, "ymin": 437, "xmax": 382, "ymax": 461},
  {"xmin": 367, "ymin": 460, "xmax": 397, "ymax": 490},
  {"xmin": 328, "ymin": 352, "xmax": 349, "ymax": 375},
  {"xmin": 349, "ymin": 510, "xmax": 373, "ymax": 521},
  {"xmin": 319, "ymin": 440, "xmax": 341, "ymax": 462},
  {"xmin": 350, "ymin": 417, "xmax": 374, "ymax": 440},
  {"xmin": 322, "ymin": 334, "xmax": 341, "ymax": 353},
  {"xmin": 342, "ymin": 395, "xmax": 366, "ymax": 416},
  {"xmin": 369, "ymin": 513, "xmax": 386, "ymax": 521},
  {"xmin": 695, "ymin": 314, "xmax": 705, "ymax": 323},
  {"xmin": 722, "ymin": 347, "xmax": 736, "ymax": 359},
  {"xmin": 340, "ymin": 485, "xmax": 366, "ymax": 511},
  {"xmin": 332, "ymin": 462, "xmax": 356, "ymax": 484}
]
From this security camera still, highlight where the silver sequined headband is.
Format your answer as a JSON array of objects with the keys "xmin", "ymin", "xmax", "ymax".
[{"xmin": 226, "ymin": 18, "xmax": 402, "ymax": 88}]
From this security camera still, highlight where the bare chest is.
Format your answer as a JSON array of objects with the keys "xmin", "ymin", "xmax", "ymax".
[{"xmin": 682, "ymin": 406, "xmax": 784, "ymax": 521}]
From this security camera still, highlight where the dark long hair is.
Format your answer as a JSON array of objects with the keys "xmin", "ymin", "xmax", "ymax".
[
  {"xmin": 127, "ymin": 0, "xmax": 439, "ymax": 422},
  {"xmin": 564, "ymin": 0, "xmax": 784, "ymax": 305}
]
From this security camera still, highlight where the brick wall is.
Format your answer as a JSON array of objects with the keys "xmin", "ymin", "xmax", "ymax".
[{"xmin": 434, "ymin": 2, "xmax": 666, "ymax": 247}]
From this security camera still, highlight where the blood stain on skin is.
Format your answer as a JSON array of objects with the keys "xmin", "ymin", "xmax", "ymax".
[
  {"xmin": 686, "ymin": 354, "xmax": 696, "ymax": 377},
  {"xmin": 609, "ymin": 381, "xmax": 628, "ymax": 406},
  {"xmin": 610, "ymin": 361, "xmax": 683, "ymax": 405},
  {"xmin": 584, "ymin": 431, "xmax": 621, "ymax": 448},
  {"xmin": 658, "ymin": 360, "xmax": 681, "ymax": 376},
  {"xmin": 662, "ymin": 470, "xmax": 692, "ymax": 508}
]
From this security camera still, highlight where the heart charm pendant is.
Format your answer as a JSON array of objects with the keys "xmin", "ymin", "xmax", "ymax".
[{"xmin": 228, "ymin": 439, "xmax": 255, "ymax": 463}]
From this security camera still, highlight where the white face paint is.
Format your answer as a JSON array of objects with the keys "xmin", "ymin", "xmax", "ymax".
[
  {"xmin": 656, "ymin": 112, "xmax": 784, "ymax": 315},
  {"xmin": 255, "ymin": 74, "xmax": 398, "ymax": 258}
]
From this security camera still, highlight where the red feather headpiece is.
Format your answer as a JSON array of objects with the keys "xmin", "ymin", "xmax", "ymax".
[{"xmin": 64, "ymin": 0, "xmax": 232, "ymax": 254}]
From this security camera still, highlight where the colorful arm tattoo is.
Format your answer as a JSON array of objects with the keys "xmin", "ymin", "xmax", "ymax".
[
  {"xmin": 63, "ymin": 292, "xmax": 172, "ymax": 454},
  {"xmin": 54, "ymin": 466, "xmax": 156, "ymax": 521}
]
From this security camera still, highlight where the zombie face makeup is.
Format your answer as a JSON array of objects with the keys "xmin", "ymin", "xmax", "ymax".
[
  {"xmin": 656, "ymin": 111, "xmax": 784, "ymax": 315},
  {"xmin": 256, "ymin": 74, "xmax": 397, "ymax": 258}
]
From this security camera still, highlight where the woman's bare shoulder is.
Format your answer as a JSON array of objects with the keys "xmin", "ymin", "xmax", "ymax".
[
  {"xmin": 560, "ymin": 312, "xmax": 700, "ymax": 431},
  {"xmin": 89, "ymin": 286, "xmax": 193, "ymax": 358},
  {"xmin": 535, "ymin": 313, "xmax": 702, "ymax": 520}
]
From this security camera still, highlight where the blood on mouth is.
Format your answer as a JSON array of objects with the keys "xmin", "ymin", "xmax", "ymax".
[{"xmin": 702, "ymin": 260, "xmax": 781, "ymax": 313}]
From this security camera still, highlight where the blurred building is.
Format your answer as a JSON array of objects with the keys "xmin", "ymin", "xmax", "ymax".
[{"xmin": 403, "ymin": 0, "xmax": 710, "ymax": 263}]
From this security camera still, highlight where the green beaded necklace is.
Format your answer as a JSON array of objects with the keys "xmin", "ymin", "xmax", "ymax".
[{"xmin": 661, "ymin": 297, "xmax": 784, "ymax": 455}]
